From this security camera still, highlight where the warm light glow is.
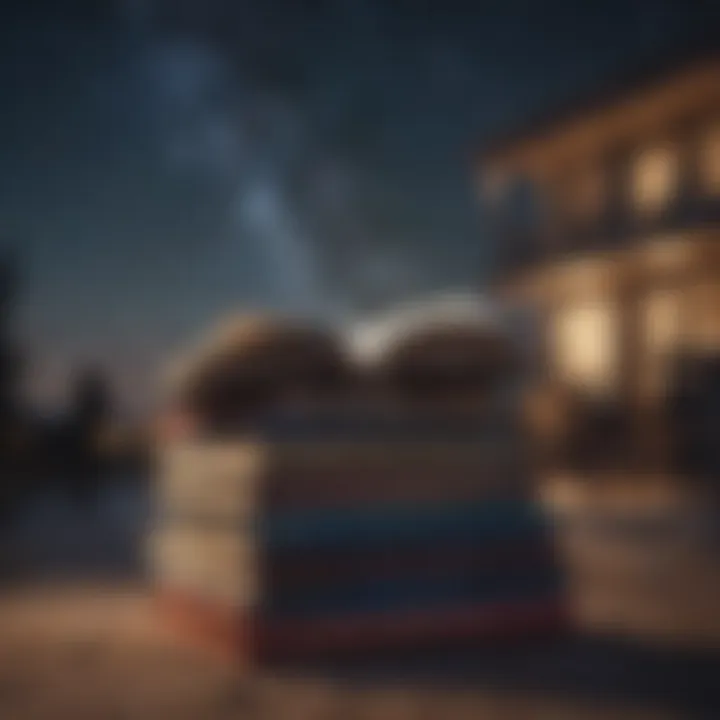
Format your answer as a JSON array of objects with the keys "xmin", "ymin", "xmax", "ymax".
[
  {"xmin": 700, "ymin": 125, "xmax": 720, "ymax": 195},
  {"xmin": 641, "ymin": 289, "xmax": 682, "ymax": 397},
  {"xmin": 552, "ymin": 301, "xmax": 618, "ymax": 396},
  {"xmin": 632, "ymin": 144, "xmax": 678, "ymax": 213}
]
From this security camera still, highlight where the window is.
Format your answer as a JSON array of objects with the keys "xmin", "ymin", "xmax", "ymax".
[
  {"xmin": 551, "ymin": 300, "xmax": 619, "ymax": 398},
  {"xmin": 631, "ymin": 144, "xmax": 679, "ymax": 214},
  {"xmin": 699, "ymin": 125, "xmax": 720, "ymax": 195},
  {"xmin": 641, "ymin": 289, "xmax": 682, "ymax": 398}
]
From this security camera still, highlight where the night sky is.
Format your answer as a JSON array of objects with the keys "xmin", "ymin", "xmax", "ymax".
[{"xmin": 0, "ymin": 0, "xmax": 715, "ymax": 415}]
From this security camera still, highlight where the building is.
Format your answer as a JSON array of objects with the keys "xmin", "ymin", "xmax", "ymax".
[{"xmin": 476, "ymin": 43, "xmax": 720, "ymax": 479}]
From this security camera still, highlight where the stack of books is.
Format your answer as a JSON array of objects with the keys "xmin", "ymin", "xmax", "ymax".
[{"xmin": 150, "ymin": 411, "xmax": 566, "ymax": 662}]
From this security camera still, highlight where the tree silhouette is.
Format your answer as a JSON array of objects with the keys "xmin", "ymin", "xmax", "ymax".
[
  {"xmin": 70, "ymin": 367, "xmax": 112, "ymax": 431},
  {"xmin": 0, "ymin": 251, "xmax": 19, "ymax": 422},
  {"xmin": 0, "ymin": 250, "xmax": 23, "ymax": 524}
]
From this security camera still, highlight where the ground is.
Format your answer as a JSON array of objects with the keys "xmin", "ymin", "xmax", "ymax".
[{"xmin": 1, "ymin": 479, "xmax": 719, "ymax": 719}]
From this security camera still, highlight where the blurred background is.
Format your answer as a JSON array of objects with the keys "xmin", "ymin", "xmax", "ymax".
[{"xmin": 0, "ymin": 1, "xmax": 718, "ymax": 718}]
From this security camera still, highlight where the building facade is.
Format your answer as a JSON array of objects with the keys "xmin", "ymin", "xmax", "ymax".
[{"xmin": 477, "ymin": 47, "xmax": 720, "ymax": 479}]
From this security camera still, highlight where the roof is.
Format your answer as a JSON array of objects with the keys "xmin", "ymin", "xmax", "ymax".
[{"xmin": 476, "ymin": 34, "xmax": 720, "ymax": 168}]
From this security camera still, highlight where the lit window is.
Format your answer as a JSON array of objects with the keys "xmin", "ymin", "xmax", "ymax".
[
  {"xmin": 631, "ymin": 144, "xmax": 678, "ymax": 214},
  {"xmin": 641, "ymin": 289, "xmax": 682, "ymax": 398},
  {"xmin": 699, "ymin": 125, "xmax": 720, "ymax": 195},
  {"xmin": 552, "ymin": 301, "xmax": 618, "ymax": 397}
]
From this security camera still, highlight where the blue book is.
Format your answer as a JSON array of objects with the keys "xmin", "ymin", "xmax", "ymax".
[
  {"xmin": 264, "ymin": 574, "xmax": 562, "ymax": 619},
  {"xmin": 257, "ymin": 500, "xmax": 550, "ymax": 551}
]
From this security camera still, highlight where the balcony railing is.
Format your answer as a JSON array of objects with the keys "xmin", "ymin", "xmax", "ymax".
[{"xmin": 493, "ymin": 197, "xmax": 720, "ymax": 281}]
